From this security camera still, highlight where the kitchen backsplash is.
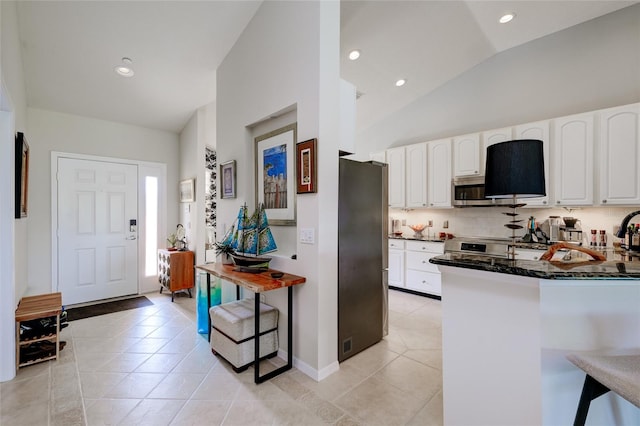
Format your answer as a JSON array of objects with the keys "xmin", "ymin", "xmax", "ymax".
[{"xmin": 390, "ymin": 206, "xmax": 635, "ymax": 247}]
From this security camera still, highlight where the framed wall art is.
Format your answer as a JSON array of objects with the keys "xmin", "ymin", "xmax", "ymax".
[
  {"xmin": 179, "ymin": 178, "xmax": 195, "ymax": 203},
  {"xmin": 15, "ymin": 132, "xmax": 29, "ymax": 218},
  {"xmin": 296, "ymin": 138, "xmax": 317, "ymax": 194},
  {"xmin": 220, "ymin": 160, "xmax": 236, "ymax": 199},
  {"xmin": 255, "ymin": 123, "xmax": 296, "ymax": 226}
]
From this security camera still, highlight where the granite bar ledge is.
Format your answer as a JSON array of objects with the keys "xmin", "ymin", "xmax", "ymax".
[{"xmin": 430, "ymin": 253, "xmax": 640, "ymax": 279}]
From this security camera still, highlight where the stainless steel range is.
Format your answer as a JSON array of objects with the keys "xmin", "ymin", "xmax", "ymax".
[{"xmin": 444, "ymin": 237, "xmax": 512, "ymax": 259}]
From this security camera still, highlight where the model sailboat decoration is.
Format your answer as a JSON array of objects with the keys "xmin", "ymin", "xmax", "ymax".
[{"xmin": 220, "ymin": 203, "xmax": 277, "ymax": 272}]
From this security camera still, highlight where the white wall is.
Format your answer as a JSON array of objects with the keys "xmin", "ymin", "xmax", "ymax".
[
  {"xmin": 26, "ymin": 108, "xmax": 180, "ymax": 296},
  {"xmin": 179, "ymin": 113, "xmax": 198, "ymax": 258},
  {"xmin": 354, "ymin": 4, "xmax": 640, "ymax": 159},
  {"xmin": 217, "ymin": 1, "xmax": 341, "ymax": 379},
  {"xmin": 1, "ymin": 0, "xmax": 28, "ymax": 302},
  {"xmin": 1, "ymin": 0, "xmax": 28, "ymax": 382}
]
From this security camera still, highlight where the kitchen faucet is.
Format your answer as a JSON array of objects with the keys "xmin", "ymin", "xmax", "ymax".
[{"xmin": 615, "ymin": 210, "xmax": 640, "ymax": 238}]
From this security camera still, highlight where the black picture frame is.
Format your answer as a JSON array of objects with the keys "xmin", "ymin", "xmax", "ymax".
[{"xmin": 15, "ymin": 132, "xmax": 29, "ymax": 218}]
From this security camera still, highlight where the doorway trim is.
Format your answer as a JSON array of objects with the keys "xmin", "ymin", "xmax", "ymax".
[{"xmin": 51, "ymin": 151, "xmax": 167, "ymax": 298}]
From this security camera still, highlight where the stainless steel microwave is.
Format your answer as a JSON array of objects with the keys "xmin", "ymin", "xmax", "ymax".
[{"xmin": 451, "ymin": 176, "xmax": 512, "ymax": 207}]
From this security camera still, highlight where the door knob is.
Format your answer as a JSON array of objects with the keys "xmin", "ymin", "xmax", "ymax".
[{"xmin": 125, "ymin": 236, "xmax": 137, "ymax": 240}]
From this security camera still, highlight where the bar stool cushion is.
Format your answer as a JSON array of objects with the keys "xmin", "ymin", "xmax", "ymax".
[
  {"xmin": 209, "ymin": 298, "xmax": 278, "ymax": 371},
  {"xmin": 567, "ymin": 353, "xmax": 640, "ymax": 408}
]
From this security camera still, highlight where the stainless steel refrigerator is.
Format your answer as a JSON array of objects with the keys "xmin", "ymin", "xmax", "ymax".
[{"xmin": 338, "ymin": 158, "xmax": 388, "ymax": 362}]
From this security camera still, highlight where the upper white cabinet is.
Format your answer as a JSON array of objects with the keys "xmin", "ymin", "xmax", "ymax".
[
  {"xmin": 483, "ymin": 127, "xmax": 513, "ymax": 146},
  {"xmin": 453, "ymin": 133, "xmax": 481, "ymax": 177},
  {"xmin": 387, "ymin": 147, "xmax": 406, "ymax": 208},
  {"xmin": 370, "ymin": 102, "xmax": 638, "ymax": 210},
  {"xmin": 598, "ymin": 103, "xmax": 640, "ymax": 205},
  {"xmin": 406, "ymin": 143, "xmax": 428, "ymax": 208},
  {"xmin": 514, "ymin": 120, "xmax": 551, "ymax": 206},
  {"xmin": 370, "ymin": 151, "xmax": 386, "ymax": 163},
  {"xmin": 553, "ymin": 113, "xmax": 594, "ymax": 206},
  {"xmin": 481, "ymin": 127, "xmax": 513, "ymax": 175},
  {"xmin": 428, "ymin": 139, "xmax": 452, "ymax": 208}
]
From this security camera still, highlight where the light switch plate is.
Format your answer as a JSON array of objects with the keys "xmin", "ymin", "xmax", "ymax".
[{"xmin": 300, "ymin": 228, "xmax": 315, "ymax": 244}]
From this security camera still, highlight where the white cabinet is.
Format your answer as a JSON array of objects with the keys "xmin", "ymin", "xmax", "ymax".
[
  {"xmin": 404, "ymin": 240, "xmax": 443, "ymax": 296},
  {"xmin": 515, "ymin": 248, "xmax": 544, "ymax": 261},
  {"xmin": 482, "ymin": 127, "xmax": 513, "ymax": 175},
  {"xmin": 388, "ymin": 240, "xmax": 405, "ymax": 287},
  {"xmin": 553, "ymin": 113, "xmax": 594, "ymax": 206},
  {"xmin": 598, "ymin": 103, "xmax": 640, "ymax": 205},
  {"xmin": 387, "ymin": 147, "xmax": 406, "ymax": 208},
  {"xmin": 453, "ymin": 133, "xmax": 481, "ymax": 177},
  {"xmin": 483, "ymin": 127, "xmax": 513, "ymax": 146},
  {"xmin": 369, "ymin": 151, "xmax": 386, "ymax": 163},
  {"xmin": 515, "ymin": 120, "xmax": 551, "ymax": 206},
  {"xmin": 406, "ymin": 143, "xmax": 428, "ymax": 208},
  {"xmin": 428, "ymin": 139, "xmax": 452, "ymax": 208}
]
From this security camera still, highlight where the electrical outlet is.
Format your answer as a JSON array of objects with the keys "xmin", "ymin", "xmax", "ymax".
[
  {"xmin": 402, "ymin": 219, "xmax": 406, "ymax": 226},
  {"xmin": 428, "ymin": 220, "xmax": 433, "ymax": 227},
  {"xmin": 260, "ymin": 294, "xmax": 266, "ymax": 303},
  {"xmin": 443, "ymin": 220, "xmax": 449, "ymax": 229}
]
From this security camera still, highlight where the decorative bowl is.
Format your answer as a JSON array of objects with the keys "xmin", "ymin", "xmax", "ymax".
[{"xmin": 408, "ymin": 224, "xmax": 426, "ymax": 238}]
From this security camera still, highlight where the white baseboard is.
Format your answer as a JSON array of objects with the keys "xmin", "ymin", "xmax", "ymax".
[{"xmin": 276, "ymin": 349, "xmax": 340, "ymax": 382}]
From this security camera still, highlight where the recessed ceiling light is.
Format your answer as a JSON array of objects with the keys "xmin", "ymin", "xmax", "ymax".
[
  {"xmin": 499, "ymin": 13, "xmax": 515, "ymax": 24},
  {"xmin": 348, "ymin": 50, "xmax": 360, "ymax": 61},
  {"xmin": 395, "ymin": 79, "xmax": 406, "ymax": 87},
  {"xmin": 114, "ymin": 57, "xmax": 134, "ymax": 77}
]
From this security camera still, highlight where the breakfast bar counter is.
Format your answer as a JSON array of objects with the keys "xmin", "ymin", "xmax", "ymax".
[
  {"xmin": 431, "ymin": 252, "xmax": 640, "ymax": 279},
  {"xmin": 430, "ymin": 255, "xmax": 640, "ymax": 425}
]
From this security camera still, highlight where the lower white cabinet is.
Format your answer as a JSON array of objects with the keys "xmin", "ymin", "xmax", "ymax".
[
  {"xmin": 389, "ymin": 239, "xmax": 443, "ymax": 297},
  {"xmin": 515, "ymin": 248, "xmax": 544, "ymax": 261},
  {"xmin": 388, "ymin": 240, "xmax": 405, "ymax": 287}
]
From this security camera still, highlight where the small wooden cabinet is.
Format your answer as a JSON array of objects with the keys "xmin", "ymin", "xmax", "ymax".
[
  {"xmin": 15, "ymin": 292, "xmax": 62, "ymax": 370},
  {"xmin": 158, "ymin": 250, "xmax": 195, "ymax": 301}
]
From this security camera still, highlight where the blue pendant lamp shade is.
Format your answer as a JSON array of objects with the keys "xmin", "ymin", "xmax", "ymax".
[{"xmin": 484, "ymin": 139, "xmax": 546, "ymax": 199}]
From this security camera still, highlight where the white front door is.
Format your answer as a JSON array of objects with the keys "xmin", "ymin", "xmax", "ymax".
[{"xmin": 57, "ymin": 158, "xmax": 138, "ymax": 305}]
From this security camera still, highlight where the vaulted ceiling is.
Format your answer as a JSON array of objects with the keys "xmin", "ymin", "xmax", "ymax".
[{"xmin": 14, "ymin": 1, "xmax": 637, "ymax": 134}]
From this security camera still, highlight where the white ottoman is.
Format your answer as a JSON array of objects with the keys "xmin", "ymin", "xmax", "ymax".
[{"xmin": 209, "ymin": 298, "xmax": 279, "ymax": 372}]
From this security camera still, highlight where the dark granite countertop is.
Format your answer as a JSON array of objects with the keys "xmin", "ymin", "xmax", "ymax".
[
  {"xmin": 389, "ymin": 235, "xmax": 445, "ymax": 243},
  {"xmin": 430, "ymin": 253, "xmax": 640, "ymax": 280}
]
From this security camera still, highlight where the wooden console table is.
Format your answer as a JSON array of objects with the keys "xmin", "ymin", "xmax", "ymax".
[{"xmin": 195, "ymin": 263, "xmax": 305, "ymax": 384}]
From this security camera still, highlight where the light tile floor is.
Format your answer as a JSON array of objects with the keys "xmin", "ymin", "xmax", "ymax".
[{"xmin": 0, "ymin": 289, "xmax": 443, "ymax": 425}]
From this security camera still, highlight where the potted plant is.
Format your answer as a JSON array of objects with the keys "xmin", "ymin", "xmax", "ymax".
[
  {"xmin": 167, "ymin": 233, "xmax": 178, "ymax": 251},
  {"xmin": 214, "ymin": 241, "xmax": 235, "ymax": 264}
]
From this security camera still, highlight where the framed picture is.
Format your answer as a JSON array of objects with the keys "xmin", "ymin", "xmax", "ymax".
[
  {"xmin": 220, "ymin": 160, "xmax": 236, "ymax": 199},
  {"xmin": 15, "ymin": 132, "xmax": 29, "ymax": 218},
  {"xmin": 179, "ymin": 178, "xmax": 195, "ymax": 203},
  {"xmin": 255, "ymin": 123, "xmax": 296, "ymax": 226},
  {"xmin": 296, "ymin": 138, "xmax": 317, "ymax": 194}
]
